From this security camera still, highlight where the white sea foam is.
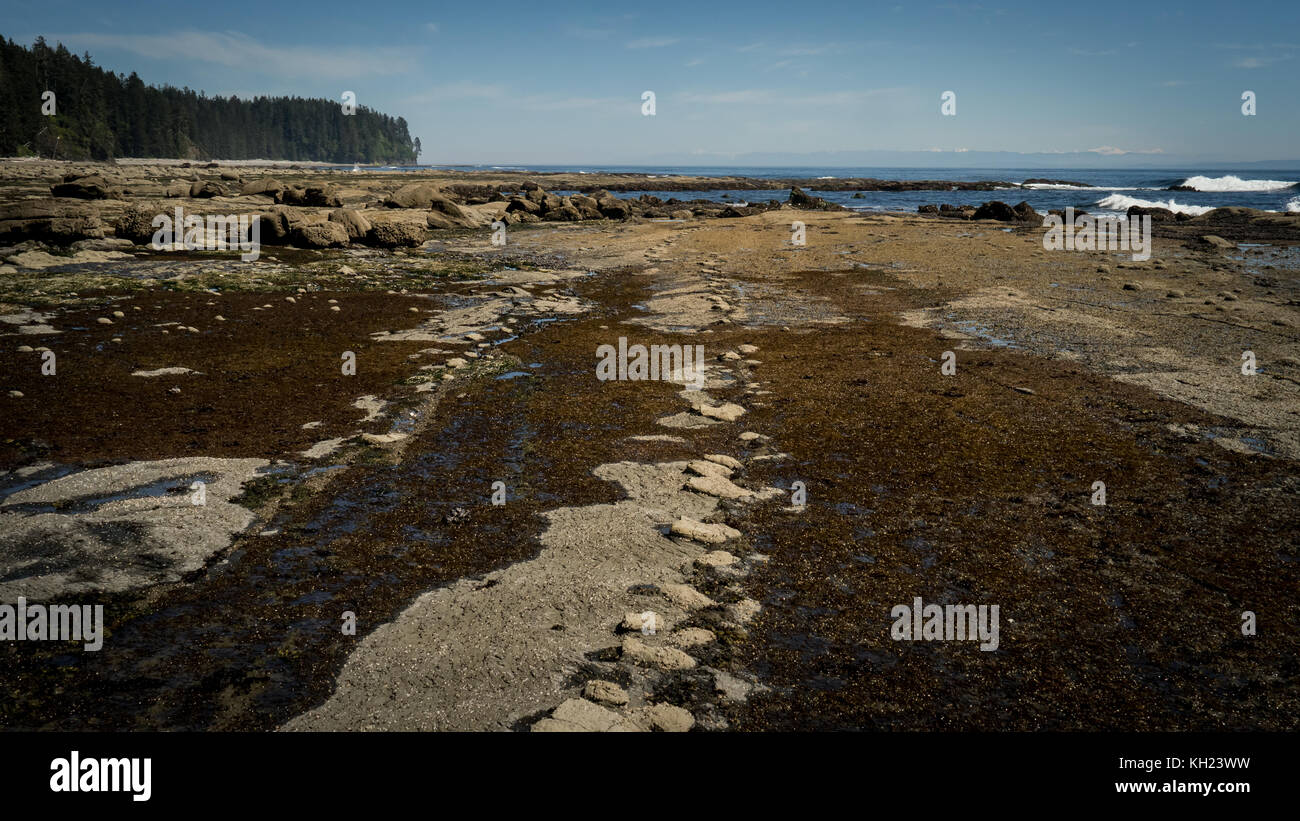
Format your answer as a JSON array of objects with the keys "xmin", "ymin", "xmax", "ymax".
[
  {"xmin": 1023, "ymin": 183, "xmax": 1143, "ymax": 191},
  {"xmin": 1096, "ymin": 194, "xmax": 1215, "ymax": 216},
  {"xmin": 1177, "ymin": 175, "xmax": 1296, "ymax": 192},
  {"xmin": 1288, "ymin": 196, "xmax": 1300, "ymax": 213}
]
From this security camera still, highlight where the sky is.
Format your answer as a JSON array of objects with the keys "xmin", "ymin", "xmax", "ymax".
[{"xmin": 4, "ymin": 0, "xmax": 1298, "ymax": 166}]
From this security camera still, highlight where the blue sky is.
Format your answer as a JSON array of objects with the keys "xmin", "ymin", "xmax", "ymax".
[{"xmin": 4, "ymin": 0, "xmax": 1298, "ymax": 165}]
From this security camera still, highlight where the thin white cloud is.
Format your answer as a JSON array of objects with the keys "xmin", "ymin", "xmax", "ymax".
[
  {"xmin": 404, "ymin": 83, "xmax": 508, "ymax": 104},
  {"xmin": 51, "ymin": 30, "xmax": 414, "ymax": 78},
  {"xmin": 425, "ymin": 23, "xmax": 439, "ymax": 34},
  {"xmin": 1233, "ymin": 54, "xmax": 1292, "ymax": 68},
  {"xmin": 678, "ymin": 88, "xmax": 902, "ymax": 106},
  {"xmin": 566, "ymin": 25, "xmax": 614, "ymax": 40},
  {"xmin": 518, "ymin": 94, "xmax": 625, "ymax": 111},
  {"xmin": 626, "ymin": 37, "xmax": 680, "ymax": 49}
]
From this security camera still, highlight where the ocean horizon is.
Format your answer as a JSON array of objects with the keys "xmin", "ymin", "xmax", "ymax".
[{"xmin": 348, "ymin": 164, "xmax": 1300, "ymax": 215}]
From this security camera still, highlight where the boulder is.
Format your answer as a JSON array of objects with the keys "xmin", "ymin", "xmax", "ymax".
[
  {"xmin": 972, "ymin": 200, "xmax": 1018, "ymax": 221},
  {"xmin": 164, "ymin": 181, "xmax": 191, "ymax": 198},
  {"xmin": 547, "ymin": 200, "xmax": 583, "ymax": 222},
  {"xmin": 189, "ymin": 180, "xmax": 227, "ymax": 198},
  {"xmin": 597, "ymin": 196, "xmax": 631, "ymax": 219},
  {"xmin": 328, "ymin": 208, "xmax": 371, "ymax": 240},
  {"xmin": 303, "ymin": 185, "xmax": 343, "ymax": 207},
  {"xmin": 1126, "ymin": 205, "xmax": 1176, "ymax": 222},
  {"xmin": 1011, "ymin": 200, "xmax": 1039, "ymax": 222},
  {"xmin": 0, "ymin": 200, "xmax": 105, "ymax": 244},
  {"xmin": 256, "ymin": 205, "xmax": 318, "ymax": 245},
  {"xmin": 425, "ymin": 211, "xmax": 463, "ymax": 230},
  {"xmin": 918, "ymin": 204, "xmax": 939, "ymax": 214},
  {"xmin": 275, "ymin": 185, "xmax": 339, "ymax": 207},
  {"xmin": 506, "ymin": 196, "xmax": 541, "ymax": 215},
  {"xmin": 366, "ymin": 216, "xmax": 430, "ymax": 247},
  {"xmin": 292, "ymin": 221, "xmax": 350, "ymax": 248},
  {"xmin": 50, "ymin": 174, "xmax": 122, "ymax": 200},
  {"xmin": 570, "ymin": 194, "xmax": 602, "ymax": 220},
  {"xmin": 115, "ymin": 202, "xmax": 164, "ymax": 244},
  {"xmin": 1200, "ymin": 234, "xmax": 1235, "ymax": 250},
  {"xmin": 384, "ymin": 183, "xmax": 445, "ymax": 209},
  {"xmin": 428, "ymin": 193, "xmax": 468, "ymax": 221},
  {"xmin": 521, "ymin": 181, "xmax": 546, "ymax": 204},
  {"xmin": 788, "ymin": 186, "xmax": 826, "ymax": 209},
  {"xmin": 669, "ymin": 209, "xmax": 693, "ymax": 220},
  {"xmin": 240, "ymin": 177, "xmax": 284, "ymax": 198},
  {"xmin": 444, "ymin": 184, "xmax": 502, "ymax": 204}
]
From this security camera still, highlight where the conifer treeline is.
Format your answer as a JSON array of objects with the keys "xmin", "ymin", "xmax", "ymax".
[{"xmin": 0, "ymin": 36, "xmax": 420, "ymax": 163}]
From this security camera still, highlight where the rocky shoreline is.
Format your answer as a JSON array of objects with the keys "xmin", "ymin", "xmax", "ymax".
[{"xmin": 2, "ymin": 159, "xmax": 1298, "ymax": 732}]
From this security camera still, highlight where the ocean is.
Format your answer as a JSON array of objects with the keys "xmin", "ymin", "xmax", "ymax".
[{"xmin": 359, "ymin": 164, "xmax": 1300, "ymax": 216}]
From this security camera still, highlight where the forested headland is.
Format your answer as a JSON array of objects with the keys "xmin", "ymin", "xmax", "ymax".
[{"xmin": 0, "ymin": 36, "xmax": 420, "ymax": 164}]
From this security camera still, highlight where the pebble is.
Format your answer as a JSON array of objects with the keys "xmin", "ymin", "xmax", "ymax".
[
  {"xmin": 630, "ymin": 704, "xmax": 695, "ymax": 733},
  {"xmin": 699, "ymin": 402, "xmax": 746, "ymax": 422},
  {"xmin": 532, "ymin": 699, "xmax": 635, "ymax": 733},
  {"xmin": 669, "ymin": 628, "xmax": 716, "ymax": 648},
  {"xmin": 583, "ymin": 680, "xmax": 629, "ymax": 707},
  {"xmin": 670, "ymin": 517, "xmax": 741, "ymax": 545},
  {"xmin": 7, "ymin": 390, "xmax": 23, "ymax": 398},
  {"xmin": 621, "ymin": 636, "xmax": 696, "ymax": 670},
  {"xmin": 727, "ymin": 598, "xmax": 762, "ymax": 625},
  {"xmin": 96, "ymin": 317, "xmax": 112, "ymax": 324},
  {"xmin": 660, "ymin": 583, "xmax": 716, "ymax": 610},
  {"xmin": 687, "ymin": 459, "xmax": 732, "ymax": 479},
  {"xmin": 694, "ymin": 550, "xmax": 739, "ymax": 569},
  {"xmin": 620, "ymin": 611, "xmax": 665, "ymax": 634},
  {"xmin": 703, "ymin": 453, "xmax": 743, "ymax": 470}
]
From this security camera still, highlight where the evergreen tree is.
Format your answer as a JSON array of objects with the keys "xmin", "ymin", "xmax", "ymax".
[{"xmin": 0, "ymin": 37, "xmax": 417, "ymax": 163}]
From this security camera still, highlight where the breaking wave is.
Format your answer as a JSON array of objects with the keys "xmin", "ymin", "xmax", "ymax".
[
  {"xmin": 1096, "ymin": 194, "xmax": 1215, "ymax": 216},
  {"xmin": 1176, "ymin": 175, "xmax": 1296, "ymax": 192}
]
